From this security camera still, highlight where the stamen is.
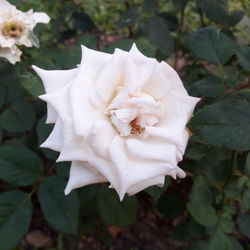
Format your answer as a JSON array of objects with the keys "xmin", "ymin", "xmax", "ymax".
[
  {"xmin": 2, "ymin": 21, "xmax": 24, "ymax": 39},
  {"xmin": 130, "ymin": 119, "xmax": 144, "ymax": 135}
]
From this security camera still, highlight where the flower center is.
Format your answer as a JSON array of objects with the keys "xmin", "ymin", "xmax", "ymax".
[
  {"xmin": 2, "ymin": 21, "xmax": 24, "ymax": 39},
  {"xmin": 107, "ymin": 89, "xmax": 163, "ymax": 137},
  {"xmin": 130, "ymin": 119, "xmax": 144, "ymax": 135}
]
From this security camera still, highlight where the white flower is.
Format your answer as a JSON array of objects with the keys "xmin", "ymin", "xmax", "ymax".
[
  {"xmin": 0, "ymin": 0, "xmax": 50, "ymax": 64},
  {"xmin": 33, "ymin": 44, "xmax": 200, "ymax": 201}
]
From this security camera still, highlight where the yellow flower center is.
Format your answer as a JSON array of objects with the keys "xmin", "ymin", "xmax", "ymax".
[{"xmin": 2, "ymin": 21, "xmax": 24, "ymax": 39}]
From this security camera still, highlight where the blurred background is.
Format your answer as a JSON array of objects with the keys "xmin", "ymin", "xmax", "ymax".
[{"xmin": 0, "ymin": 0, "xmax": 250, "ymax": 249}]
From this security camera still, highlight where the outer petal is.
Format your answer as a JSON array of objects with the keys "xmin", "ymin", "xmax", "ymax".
[
  {"xmin": 64, "ymin": 161, "xmax": 107, "ymax": 195},
  {"xmin": 32, "ymin": 12, "xmax": 50, "ymax": 24},
  {"xmin": 161, "ymin": 61, "xmax": 189, "ymax": 94},
  {"xmin": 128, "ymin": 44, "xmax": 157, "ymax": 92},
  {"xmin": 45, "ymin": 104, "xmax": 58, "ymax": 124},
  {"xmin": 146, "ymin": 92, "xmax": 200, "ymax": 160},
  {"xmin": 0, "ymin": 0, "xmax": 15, "ymax": 12},
  {"xmin": 70, "ymin": 46, "xmax": 111, "ymax": 136},
  {"xmin": 56, "ymin": 118, "xmax": 93, "ymax": 162},
  {"xmin": 33, "ymin": 66, "xmax": 78, "ymax": 123},
  {"xmin": 39, "ymin": 84, "xmax": 72, "ymax": 122},
  {"xmin": 126, "ymin": 138, "xmax": 177, "ymax": 164},
  {"xmin": 142, "ymin": 62, "xmax": 171, "ymax": 100},
  {"xmin": 0, "ymin": 47, "xmax": 21, "ymax": 64},
  {"xmin": 40, "ymin": 119, "xmax": 63, "ymax": 151},
  {"xmin": 32, "ymin": 66, "xmax": 78, "ymax": 94},
  {"xmin": 127, "ymin": 175, "xmax": 165, "ymax": 196},
  {"xmin": 108, "ymin": 136, "xmax": 178, "ymax": 200},
  {"xmin": 89, "ymin": 48, "xmax": 128, "ymax": 109}
]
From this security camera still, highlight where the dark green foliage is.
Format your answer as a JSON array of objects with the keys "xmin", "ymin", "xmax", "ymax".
[
  {"xmin": 189, "ymin": 99, "xmax": 250, "ymax": 149},
  {"xmin": 0, "ymin": 191, "xmax": 32, "ymax": 250},
  {"xmin": 0, "ymin": 146, "xmax": 43, "ymax": 186},
  {"xmin": 97, "ymin": 187, "xmax": 138, "ymax": 227},
  {"xmin": 38, "ymin": 176, "xmax": 80, "ymax": 234},
  {"xmin": 188, "ymin": 27, "xmax": 233, "ymax": 65},
  {"xmin": 187, "ymin": 177, "xmax": 218, "ymax": 227}
]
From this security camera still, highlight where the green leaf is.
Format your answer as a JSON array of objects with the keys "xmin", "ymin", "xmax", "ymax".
[
  {"xmin": 188, "ymin": 75, "xmax": 225, "ymax": 98},
  {"xmin": 38, "ymin": 176, "xmax": 80, "ymax": 234},
  {"xmin": 145, "ymin": 177, "xmax": 169, "ymax": 201},
  {"xmin": 245, "ymin": 152, "xmax": 250, "ymax": 176},
  {"xmin": 187, "ymin": 176, "xmax": 218, "ymax": 227},
  {"xmin": 219, "ymin": 217, "xmax": 234, "ymax": 234},
  {"xmin": 242, "ymin": 189, "xmax": 250, "ymax": 209},
  {"xmin": 0, "ymin": 191, "xmax": 32, "ymax": 250},
  {"xmin": 202, "ymin": 0, "xmax": 243, "ymax": 26},
  {"xmin": 197, "ymin": 151, "xmax": 231, "ymax": 185},
  {"xmin": 143, "ymin": 0, "xmax": 159, "ymax": 14},
  {"xmin": 0, "ymin": 145, "xmax": 43, "ymax": 186},
  {"xmin": 188, "ymin": 241, "xmax": 208, "ymax": 250},
  {"xmin": 136, "ymin": 40, "xmax": 157, "ymax": 58},
  {"xmin": 104, "ymin": 39, "xmax": 134, "ymax": 53},
  {"xmin": 20, "ymin": 72, "xmax": 44, "ymax": 97},
  {"xmin": 142, "ymin": 17, "xmax": 173, "ymax": 55},
  {"xmin": 236, "ymin": 46, "xmax": 250, "ymax": 72},
  {"xmin": 0, "ymin": 127, "xmax": 3, "ymax": 144},
  {"xmin": 237, "ymin": 213, "xmax": 250, "ymax": 239},
  {"xmin": 117, "ymin": 8, "xmax": 141, "ymax": 28},
  {"xmin": 172, "ymin": 0, "xmax": 189, "ymax": 10},
  {"xmin": 188, "ymin": 220, "xmax": 206, "ymax": 238},
  {"xmin": 75, "ymin": 35, "xmax": 97, "ymax": 48},
  {"xmin": 157, "ymin": 193, "xmax": 185, "ymax": 218},
  {"xmin": 0, "ymin": 101, "xmax": 36, "ymax": 133},
  {"xmin": 189, "ymin": 99, "xmax": 250, "ymax": 150},
  {"xmin": 55, "ymin": 162, "xmax": 70, "ymax": 178},
  {"xmin": 230, "ymin": 237, "xmax": 244, "ymax": 250},
  {"xmin": 72, "ymin": 12, "xmax": 95, "ymax": 32},
  {"xmin": 78, "ymin": 185, "xmax": 98, "ymax": 207},
  {"xmin": 208, "ymin": 229, "xmax": 233, "ymax": 250},
  {"xmin": 97, "ymin": 187, "xmax": 138, "ymax": 227},
  {"xmin": 0, "ymin": 84, "xmax": 7, "ymax": 109},
  {"xmin": 188, "ymin": 27, "xmax": 233, "ymax": 65}
]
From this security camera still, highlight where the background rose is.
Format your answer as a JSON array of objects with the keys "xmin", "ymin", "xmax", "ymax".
[
  {"xmin": 0, "ymin": 0, "xmax": 50, "ymax": 64},
  {"xmin": 34, "ymin": 44, "xmax": 200, "ymax": 200}
]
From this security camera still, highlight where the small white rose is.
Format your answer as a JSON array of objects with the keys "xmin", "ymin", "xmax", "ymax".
[
  {"xmin": 0, "ymin": 0, "xmax": 50, "ymax": 64},
  {"xmin": 33, "ymin": 44, "xmax": 200, "ymax": 201}
]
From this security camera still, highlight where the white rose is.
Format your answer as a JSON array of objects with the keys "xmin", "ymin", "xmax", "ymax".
[
  {"xmin": 33, "ymin": 44, "xmax": 200, "ymax": 201},
  {"xmin": 0, "ymin": 0, "xmax": 50, "ymax": 64}
]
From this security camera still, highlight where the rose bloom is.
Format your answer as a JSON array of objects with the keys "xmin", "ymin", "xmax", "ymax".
[
  {"xmin": 0, "ymin": 0, "xmax": 50, "ymax": 64},
  {"xmin": 33, "ymin": 44, "xmax": 200, "ymax": 200}
]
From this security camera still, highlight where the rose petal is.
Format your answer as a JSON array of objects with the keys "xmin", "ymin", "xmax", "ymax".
[
  {"xmin": 0, "ymin": 47, "xmax": 21, "ymax": 64},
  {"xmin": 45, "ymin": 104, "xmax": 58, "ymax": 124},
  {"xmin": 161, "ymin": 61, "xmax": 188, "ymax": 94},
  {"xmin": 64, "ymin": 161, "xmax": 107, "ymax": 195},
  {"xmin": 39, "ymin": 84, "xmax": 71, "ymax": 122},
  {"xmin": 142, "ymin": 62, "xmax": 171, "ymax": 100},
  {"xmin": 32, "ymin": 66, "xmax": 78, "ymax": 93},
  {"xmin": 69, "ymin": 46, "xmax": 111, "ymax": 136},
  {"xmin": 108, "ymin": 136, "xmax": 178, "ymax": 199},
  {"xmin": 0, "ymin": 0, "xmax": 15, "ymax": 12},
  {"xmin": 56, "ymin": 118, "xmax": 93, "ymax": 162},
  {"xmin": 127, "ymin": 175, "xmax": 165, "ymax": 196},
  {"xmin": 40, "ymin": 119, "xmax": 63, "ymax": 151},
  {"xmin": 32, "ymin": 12, "xmax": 50, "ymax": 24},
  {"xmin": 86, "ymin": 119, "xmax": 116, "ymax": 158},
  {"xmin": 126, "ymin": 138, "xmax": 177, "ymax": 165}
]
